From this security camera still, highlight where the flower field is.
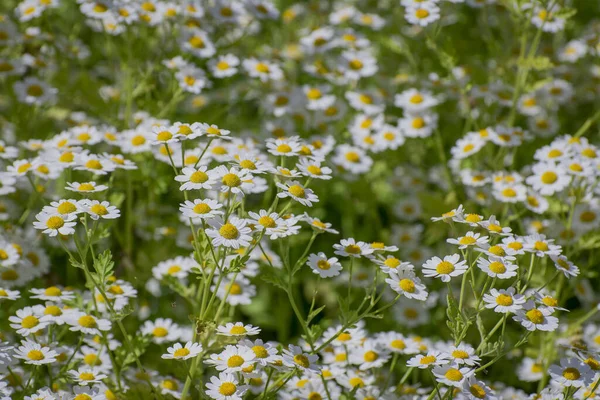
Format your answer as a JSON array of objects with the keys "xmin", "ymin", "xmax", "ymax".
[{"xmin": 1, "ymin": 0, "xmax": 600, "ymax": 399}]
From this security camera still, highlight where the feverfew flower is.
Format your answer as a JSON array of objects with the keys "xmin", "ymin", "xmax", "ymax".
[
  {"xmin": 162, "ymin": 342, "xmax": 203, "ymax": 360},
  {"xmin": 422, "ymin": 254, "xmax": 468, "ymax": 282}
]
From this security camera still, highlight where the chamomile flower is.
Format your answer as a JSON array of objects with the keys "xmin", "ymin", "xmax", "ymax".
[
  {"xmin": 407, "ymin": 351, "xmax": 450, "ymax": 369},
  {"xmin": 243, "ymin": 58, "xmax": 283, "ymax": 82},
  {"xmin": 297, "ymin": 158, "xmax": 332, "ymax": 180},
  {"xmin": 69, "ymin": 367, "xmax": 108, "ymax": 385},
  {"xmin": 385, "ymin": 269, "xmax": 428, "ymax": 301},
  {"xmin": 81, "ymin": 200, "xmax": 120, "ymax": 220},
  {"xmin": 422, "ymin": 254, "xmax": 468, "ymax": 282},
  {"xmin": 207, "ymin": 344, "xmax": 256, "ymax": 372},
  {"xmin": 447, "ymin": 344, "xmax": 480, "ymax": 366},
  {"xmin": 551, "ymin": 254, "xmax": 580, "ymax": 278},
  {"xmin": 513, "ymin": 301, "xmax": 559, "ymax": 332},
  {"xmin": 14, "ymin": 340, "xmax": 57, "ymax": 365},
  {"xmin": 65, "ymin": 181, "xmax": 108, "ymax": 193},
  {"xmin": 447, "ymin": 231, "xmax": 489, "ymax": 249},
  {"xmin": 524, "ymin": 234, "xmax": 562, "ymax": 257},
  {"xmin": 65, "ymin": 312, "xmax": 111, "ymax": 335},
  {"xmin": 30, "ymin": 286, "xmax": 74, "ymax": 302},
  {"xmin": 333, "ymin": 238, "xmax": 374, "ymax": 258},
  {"xmin": 307, "ymin": 253, "xmax": 342, "ymax": 278},
  {"xmin": 548, "ymin": 358, "xmax": 593, "ymax": 388},
  {"xmin": 206, "ymin": 217, "xmax": 253, "ymax": 249},
  {"xmin": 276, "ymin": 181, "xmax": 319, "ymax": 207},
  {"xmin": 461, "ymin": 376, "xmax": 495, "ymax": 400},
  {"xmin": 302, "ymin": 214, "xmax": 339, "ymax": 234},
  {"xmin": 43, "ymin": 199, "xmax": 83, "ymax": 217},
  {"xmin": 483, "ymin": 287, "xmax": 526, "ymax": 314},
  {"xmin": 477, "ymin": 257, "xmax": 518, "ymax": 279},
  {"xmin": 350, "ymin": 340, "xmax": 390, "ymax": 370},
  {"xmin": 266, "ymin": 137, "xmax": 302, "ymax": 157},
  {"xmin": 162, "ymin": 342, "xmax": 203, "ymax": 360},
  {"xmin": 282, "ymin": 345, "xmax": 320, "ymax": 372},
  {"xmin": 206, "ymin": 372, "xmax": 248, "ymax": 400},
  {"xmin": 0, "ymin": 287, "xmax": 20, "ymax": 301},
  {"xmin": 405, "ymin": 4, "xmax": 440, "ymax": 26},
  {"xmin": 526, "ymin": 162, "xmax": 571, "ymax": 195},
  {"xmin": 213, "ymin": 166, "xmax": 254, "ymax": 195},
  {"xmin": 180, "ymin": 199, "xmax": 224, "ymax": 221},
  {"xmin": 433, "ymin": 365, "xmax": 474, "ymax": 387},
  {"xmin": 142, "ymin": 318, "xmax": 182, "ymax": 344},
  {"xmin": 216, "ymin": 322, "xmax": 261, "ymax": 337},
  {"xmin": 33, "ymin": 212, "xmax": 77, "ymax": 237}
]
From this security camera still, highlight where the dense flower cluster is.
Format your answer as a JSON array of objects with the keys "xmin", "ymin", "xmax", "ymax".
[{"xmin": 1, "ymin": 0, "xmax": 600, "ymax": 399}]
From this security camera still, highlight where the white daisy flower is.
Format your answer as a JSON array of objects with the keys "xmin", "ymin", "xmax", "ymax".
[
  {"xmin": 422, "ymin": 254, "xmax": 468, "ymax": 282},
  {"xmin": 306, "ymin": 253, "xmax": 342, "ymax": 278},
  {"xmin": 333, "ymin": 238, "xmax": 374, "ymax": 258},
  {"xmin": 206, "ymin": 217, "xmax": 253, "ymax": 249},
  {"xmin": 65, "ymin": 181, "xmax": 109, "ymax": 193},
  {"xmin": 513, "ymin": 301, "xmax": 559, "ymax": 331},
  {"xmin": 433, "ymin": 365, "xmax": 474, "ymax": 387},
  {"xmin": 14, "ymin": 340, "xmax": 57, "ymax": 365},
  {"xmin": 447, "ymin": 231, "xmax": 489, "ymax": 249},
  {"xmin": 405, "ymin": 3, "xmax": 441, "ymax": 26},
  {"xmin": 548, "ymin": 358, "xmax": 593, "ymax": 388},
  {"xmin": 206, "ymin": 344, "xmax": 256, "ymax": 372},
  {"xmin": 407, "ymin": 351, "xmax": 450, "ymax": 369},
  {"xmin": 276, "ymin": 181, "xmax": 319, "ymax": 207},
  {"xmin": 141, "ymin": 318, "xmax": 182, "ymax": 344},
  {"xmin": 69, "ymin": 367, "xmax": 108, "ymax": 385},
  {"xmin": 216, "ymin": 322, "xmax": 261, "ymax": 337},
  {"xmin": 385, "ymin": 269, "xmax": 428, "ymax": 301},
  {"xmin": 65, "ymin": 312, "xmax": 111, "ymax": 335},
  {"xmin": 483, "ymin": 287, "xmax": 526, "ymax": 314},
  {"xmin": 282, "ymin": 344, "xmax": 320, "ymax": 372},
  {"xmin": 525, "ymin": 162, "xmax": 571, "ymax": 195},
  {"xmin": 180, "ymin": 199, "xmax": 224, "ymax": 221},
  {"xmin": 33, "ymin": 212, "xmax": 77, "ymax": 237},
  {"xmin": 81, "ymin": 200, "xmax": 120, "ymax": 220},
  {"xmin": 205, "ymin": 372, "xmax": 248, "ymax": 400},
  {"xmin": 161, "ymin": 342, "xmax": 203, "ymax": 360},
  {"xmin": 477, "ymin": 257, "xmax": 518, "ymax": 279}
]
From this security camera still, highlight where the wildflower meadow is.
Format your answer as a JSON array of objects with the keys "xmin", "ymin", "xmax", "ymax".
[{"xmin": 1, "ymin": 0, "xmax": 600, "ymax": 399}]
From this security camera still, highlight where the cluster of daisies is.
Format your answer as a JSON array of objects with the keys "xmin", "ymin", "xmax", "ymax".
[{"xmin": 1, "ymin": 0, "xmax": 600, "ymax": 399}]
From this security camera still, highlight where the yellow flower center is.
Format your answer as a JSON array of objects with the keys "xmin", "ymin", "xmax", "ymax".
[
  {"xmin": 420, "ymin": 355, "xmax": 436, "ymax": 364},
  {"xmin": 17, "ymin": 163, "xmax": 32, "ymax": 174},
  {"xmin": 27, "ymin": 350, "xmax": 44, "ymax": 361},
  {"xmin": 78, "ymin": 183, "xmax": 95, "ymax": 191},
  {"xmin": 306, "ymin": 88, "xmax": 322, "ymax": 100},
  {"xmin": 496, "ymin": 294, "xmax": 513, "ymax": 306},
  {"xmin": 458, "ymin": 236, "xmax": 476, "ymax": 245},
  {"xmin": 580, "ymin": 211, "xmax": 596, "ymax": 223},
  {"xmin": 43, "ymin": 287, "xmax": 62, "ymax": 297},
  {"xmin": 229, "ymin": 283, "xmax": 242, "ymax": 295},
  {"xmin": 227, "ymin": 355, "xmax": 244, "ymax": 368},
  {"xmin": 534, "ymin": 241, "xmax": 548, "ymax": 251},
  {"xmin": 222, "ymin": 173, "xmax": 241, "ymax": 187},
  {"xmin": 230, "ymin": 326, "xmax": 247, "ymax": 335},
  {"xmin": 345, "ymin": 151, "xmax": 360, "ymax": 162},
  {"xmin": 258, "ymin": 216, "xmax": 276, "ymax": 228},
  {"xmin": 219, "ymin": 382, "xmax": 237, "ymax": 396},
  {"xmin": 288, "ymin": 185, "xmax": 305, "ymax": 198},
  {"xmin": 219, "ymin": 223, "xmax": 239, "ymax": 240},
  {"xmin": 57, "ymin": 202, "xmax": 77, "ymax": 214},
  {"xmin": 131, "ymin": 135, "xmax": 146, "ymax": 146},
  {"xmin": 562, "ymin": 367, "xmax": 581, "ymax": 380},
  {"xmin": 399, "ymin": 279, "xmax": 416, "ymax": 293},
  {"xmin": 44, "ymin": 305, "xmax": 62, "ymax": 316},
  {"xmin": 363, "ymin": 351, "xmax": 378, "ymax": 362},
  {"xmin": 293, "ymin": 354, "xmax": 310, "ymax": 368},
  {"xmin": 469, "ymin": 384, "xmax": 486, "ymax": 399},
  {"xmin": 252, "ymin": 345, "xmax": 268, "ymax": 358},
  {"xmin": 348, "ymin": 377, "xmax": 364, "ymax": 387},
  {"xmin": 79, "ymin": 315, "xmax": 97, "ymax": 328},
  {"xmin": 46, "ymin": 216, "xmax": 65, "ymax": 230},
  {"xmin": 193, "ymin": 203, "xmax": 211, "ymax": 214},
  {"xmin": 391, "ymin": 339, "xmax": 406, "ymax": 349},
  {"xmin": 542, "ymin": 296, "xmax": 557, "ymax": 307},
  {"xmin": 488, "ymin": 261, "xmax": 506, "ymax": 274},
  {"xmin": 452, "ymin": 350, "xmax": 469, "ymax": 359},
  {"xmin": 348, "ymin": 59, "xmax": 363, "ymax": 70},
  {"xmin": 255, "ymin": 63, "xmax": 270, "ymax": 73},
  {"xmin": 174, "ymin": 348, "xmax": 190, "ymax": 358},
  {"xmin": 91, "ymin": 204, "xmax": 108, "ymax": 216},
  {"xmin": 540, "ymin": 171, "xmax": 557, "ymax": 184},
  {"xmin": 384, "ymin": 258, "xmax": 401, "ymax": 268},
  {"xmin": 488, "ymin": 246, "xmax": 505, "ymax": 256},
  {"xmin": 79, "ymin": 372, "xmax": 96, "ymax": 381},
  {"xmin": 526, "ymin": 309, "xmax": 544, "ymax": 324},
  {"xmin": 444, "ymin": 368, "xmax": 463, "ymax": 381},
  {"xmin": 411, "ymin": 118, "xmax": 425, "ymax": 129},
  {"xmin": 436, "ymin": 261, "xmax": 455, "ymax": 275},
  {"xmin": 26, "ymin": 85, "xmax": 44, "ymax": 97}
]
